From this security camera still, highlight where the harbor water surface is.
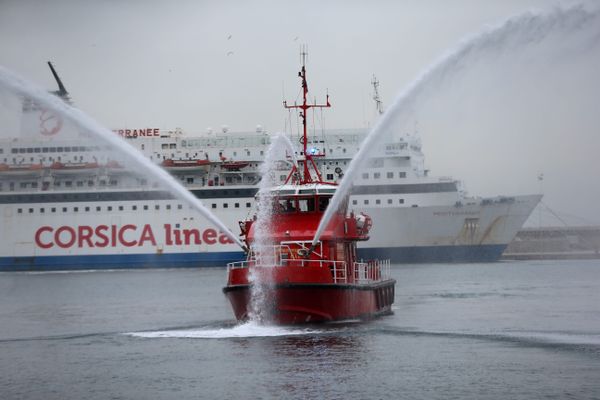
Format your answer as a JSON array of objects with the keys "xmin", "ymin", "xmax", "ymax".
[{"xmin": 1, "ymin": 260, "xmax": 599, "ymax": 399}]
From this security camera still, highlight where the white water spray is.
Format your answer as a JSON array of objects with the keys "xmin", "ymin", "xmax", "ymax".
[
  {"xmin": 247, "ymin": 134, "xmax": 297, "ymax": 322},
  {"xmin": 0, "ymin": 67, "xmax": 246, "ymax": 249},
  {"xmin": 312, "ymin": 4, "xmax": 600, "ymax": 248}
]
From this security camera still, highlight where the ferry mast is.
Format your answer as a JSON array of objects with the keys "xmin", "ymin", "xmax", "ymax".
[{"xmin": 283, "ymin": 48, "xmax": 331, "ymax": 184}]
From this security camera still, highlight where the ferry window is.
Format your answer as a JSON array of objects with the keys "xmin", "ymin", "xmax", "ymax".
[
  {"xmin": 57, "ymin": 147, "xmax": 63, "ymax": 152},
  {"xmin": 376, "ymin": 199, "xmax": 381, "ymax": 205},
  {"xmin": 387, "ymin": 199, "xmax": 393, "ymax": 204},
  {"xmin": 88, "ymin": 180, "xmax": 94, "ymax": 187},
  {"xmin": 169, "ymin": 144, "xmax": 176, "ymax": 149},
  {"xmin": 298, "ymin": 198, "xmax": 315, "ymax": 212},
  {"xmin": 223, "ymin": 203, "xmax": 228, "ymax": 208},
  {"xmin": 387, "ymin": 172, "xmax": 394, "ymax": 179},
  {"xmin": 246, "ymin": 151, "xmax": 250, "ymax": 156},
  {"xmin": 144, "ymin": 205, "xmax": 148, "ymax": 210},
  {"xmin": 49, "ymin": 147, "xmax": 56, "ymax": 152},
  {"xmin": 65, "ymin": 181, "xmax": 72, "ymax": 187},
  {"xmin": 374, "ymin": 172, "xmax": 381, "ymax": 179},
  {"xmin": 73, "ymin": 207, "xmax": 78, "ymax": 212},
  {"xmin": 233, "ymin": 151, "xmax": 237, "ymax": 156},
  {"xmin": 99, "ymin": 180, "xmax": 106, "ymax": 186},
  {"xmin": 11, "ymin": 148, "xmax": 18, "ymax": 154},
  {"xmin": 161, "ymin": 144, "xmax": 168, "ymax": 149},
  {"xmin": 17, "ymin": 208, "xmax": 22, "ymax": 214},
  {"xmin": 65, "ymin": 147, "xmax": 71, "ymax": 152},
  {"xmin": 118, "ymin": 206, "xmax": 123, "ymax": 211},
  {"xmin": 51, "ymin": 208, "xmax": 56, "ymax": 213},
  {"xmin": 186, "ymin": 178, "xmax": 194, "ymax": 184},
  {"xmin": 155, "ymin": 205, "xmax": 160, "ymax": 210},
  {"xmin": 260, "ymin": 151, "xmax": 264, "ymax": 156},
  {"xmin": 318, "ymin": 197, "xmax": 330, "ymax": 211},
  {"xmin": 364, "ymin": 199, "xmax": 369, "ymax": 205},
  {"xmin": 34, "ymin": 148, "xmax": 41, "ymax": 153},
  {"xmin": 212, "ymin": 204, "xmax": 217, "ymax": 209},
  {"xmin": 42, "ymin": 147, "xmax": 48, "ymax": 152},
  {"xmin": 177, "ymin": 204, "xmax": 182, "ymax": 210},
  {"xmin": 352, "ymin": 200, "xmax": 357, "ymax": 205},
  {"xmin": 27, "ymin": 148, "xmax": 33, "ymax": 153},
  {"xmin": 246, "ymin": 202, "xmax": 251, "ymax": 208},
  {"xmin": 362, "ymin": 173, "xmax": 368, "ymax": 179},
  {"xmin": 399, "ymin": 199, "xmax": 404, "ymax": 204},
  {"xmin": 20, "ymin": 182, "xmax": 27, "ymax": 188},
  {"xmin": 96, "ymin": 206, "xmax": 101, "ymax": 211},
  {"xmin": 166, "ymin": 204, "xmax": 171, "ymax": 210},
  {"xmin": 343, "ymin": 148, "xmax": 347, "ymax": 153},
  {"xmin": 40, "ymin": 208, "xmax": 45, "ymax": 213},
  {"xmin": 85, "ymin": 207, "xmax": 90, "ymax": 212},
  {"xmin": 280, "ymin": 175, "xmax": 286, "ymax": 182},
  {"xmin": 107, "ymin": 206, "xmax": 112, "ymax": 211},
  {"xmin": 109, "ymin": 180, "xmax": 117, "ymax": 186},
  {"xmin": 326, "ymin": 174, "xmax": 334, "ymax": 180},
  {"xmin": 62, "ymin": 207, "xmax": 67, "ymax": 212},
  {"xmin": 399, "ymin": 172, "xmax": 406, "ymax": 178},
  {"xmin": 234, "ymin": 203, "xmax": 239, "ymax": 208},
  {"xmin": 29, "ymin": 208, "xmax": 34, "ymax": 213},
  {"xmin": 76, "ymin": 181, "xmax": 83, "ymax": 187}
]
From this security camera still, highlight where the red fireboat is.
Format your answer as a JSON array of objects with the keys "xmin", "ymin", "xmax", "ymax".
[{"xmin": 223, "ymin": 52, "xmax": 396, "ymax": 324}]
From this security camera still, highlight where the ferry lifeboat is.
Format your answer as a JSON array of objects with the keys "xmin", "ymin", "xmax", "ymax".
[
  {"xmin": 221, "ymin": 160, "xmax": 250, "ymax": 171},
  {"xmin": 50, "ymin": 161, "xmax": 99, "ymax": 175},
  {"xmin": 0, "ymin": 163, "xmax": 43, "ymax": 178},
  {"xmin": 222, "ymin": 52, "xmax": 396, "ymax": 324},
  {"xmin": 161, "ymin": 158, "xmax": 211, "ymax": 173}
]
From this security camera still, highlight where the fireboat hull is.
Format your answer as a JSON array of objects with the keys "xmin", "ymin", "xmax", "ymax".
[{"xmin": 223, "ymin": 280, "xmax": 396, "ymax": 324}]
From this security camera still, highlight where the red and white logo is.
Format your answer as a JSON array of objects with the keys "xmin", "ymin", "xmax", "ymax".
[{"xmin": 39, "ymin": 109, "xmax": 63, "ymax": 136}]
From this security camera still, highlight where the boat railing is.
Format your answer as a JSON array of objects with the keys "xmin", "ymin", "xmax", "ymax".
[
  {"xmin": 227, "ymin": 257, "xmax": 391, "ymax": 285},
  {"xmin": 353, "ymin": 259, "xmax": 391, "ymax": 284}
]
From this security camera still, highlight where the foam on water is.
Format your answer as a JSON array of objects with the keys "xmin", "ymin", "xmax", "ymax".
[
  {"xmin": 126, "ymin": 321, "xmax": 322, "ymax": 339},
  {"xmin": 0, "ymin": 67, "xmax": 245, "ymax": 249},
  {"xmin": 311, "ymin": 4, "xmax": 600, "ymax": 247}
]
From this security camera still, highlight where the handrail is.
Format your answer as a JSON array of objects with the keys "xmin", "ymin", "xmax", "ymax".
[{"xmin": 227, "ymin": 257, "xmax": 391, "ymax": 285}]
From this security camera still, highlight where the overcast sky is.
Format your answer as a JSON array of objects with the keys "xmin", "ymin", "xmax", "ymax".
[{"xmin": 1, "ymin": 0, "xmax": 599, "ymax": 226}]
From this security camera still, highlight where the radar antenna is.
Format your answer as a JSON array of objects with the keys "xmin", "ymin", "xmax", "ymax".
[{"xmin": 371, "ymin": 74, "xmax": 383, "ymax": 115}]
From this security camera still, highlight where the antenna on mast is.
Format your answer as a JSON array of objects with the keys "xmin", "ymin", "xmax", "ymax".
[
  {"xmin": 283, "ymin": 46, "xmax": 331, "ymax": 184},
  {"xmin": 371, "ymin": 74, "xmax": 383, "ymax": 115}
]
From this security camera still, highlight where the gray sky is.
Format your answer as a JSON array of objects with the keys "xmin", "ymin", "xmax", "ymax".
[{"xmin": 1, "ymin": 0, "xmax": 599, "ymax": 225}]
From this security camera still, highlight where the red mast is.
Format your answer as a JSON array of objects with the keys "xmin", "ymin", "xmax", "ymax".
[{"xmin": 283, "ymin": 47, "xmax": 331, "ymax": 184}]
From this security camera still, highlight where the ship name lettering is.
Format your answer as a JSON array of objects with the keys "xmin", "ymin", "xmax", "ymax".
[
  {"xmin": 34, "ymin": 224, "xmax": 234, "ymax": 249},
  {"xmin": 113, "ymin": 128, "xmax": 160, "ymax": 138}
]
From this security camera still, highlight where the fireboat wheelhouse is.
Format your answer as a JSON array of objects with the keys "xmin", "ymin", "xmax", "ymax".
[{"xmin": 222, "ymin": 51, "xmax": 396, "ymax": 324}]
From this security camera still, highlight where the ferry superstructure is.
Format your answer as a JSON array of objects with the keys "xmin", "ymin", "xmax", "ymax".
[{"xmin": 0, "ymin": 64, "xmax": 540, "ymax": 270}]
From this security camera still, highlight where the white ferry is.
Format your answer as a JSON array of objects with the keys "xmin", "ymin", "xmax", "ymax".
[{"xmin": 0, "ymin": 64, "xmax": 540, "ymax": 270}]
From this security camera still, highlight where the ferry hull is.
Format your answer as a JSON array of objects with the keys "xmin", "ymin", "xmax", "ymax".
[{"xmin": 223, "ymin": 281, "xmax": 396, "ymax": 324}]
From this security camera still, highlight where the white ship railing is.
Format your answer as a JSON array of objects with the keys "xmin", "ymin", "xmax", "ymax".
[{"xmin": 227, "ymin": 253, "xmax": 391, "ymax": 285}]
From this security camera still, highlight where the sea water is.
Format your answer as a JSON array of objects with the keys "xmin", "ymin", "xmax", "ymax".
[{"xmin": 1, "ymin": 260, "xmax": 599, "ymax": 399}]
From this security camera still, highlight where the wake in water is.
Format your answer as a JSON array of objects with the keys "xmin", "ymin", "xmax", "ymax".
[
  {"xmin": 311, "ymin": 3, "xmax": 600, "ymax": 247},
  {"xmin": 126, "ymin": 321, "xmax": 322, "ymax": 339},
  {"xmin": 0, "ymin": 68, "xmax": 245, "ymax": 249}
]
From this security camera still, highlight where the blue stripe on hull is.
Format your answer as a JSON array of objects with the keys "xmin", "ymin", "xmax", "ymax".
[
  {"xmin": 0, "ymin": 251, "xmax": 246, "ymax": 271},
  {"xmin": 357, "ymin": 244, "xmax": 507, "ymax": 263},
  {"xmin": 0, "ymin": 244, "xmax": 507, "ymax": 271}
]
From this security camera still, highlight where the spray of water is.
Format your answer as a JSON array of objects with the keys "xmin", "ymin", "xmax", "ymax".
[
  {"xmin": 311, "ymin": 4, "xmax": 600, "ymax": 248},
  {"xmin": 247, "ymin": 134, "xmax": 297, "ymax": 323},
  {"xmin": 0, "ymin": 67, "xmax": 246, "ymax": 249}
]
